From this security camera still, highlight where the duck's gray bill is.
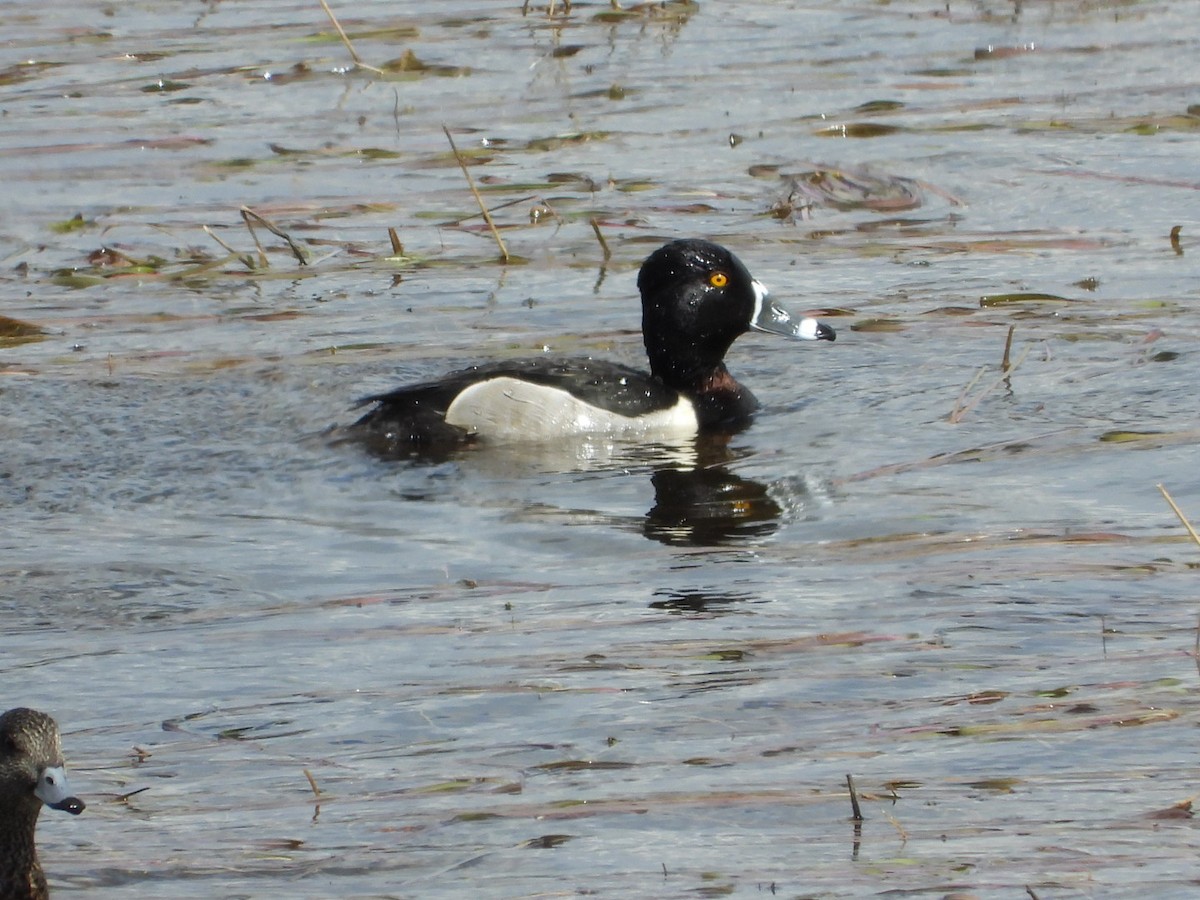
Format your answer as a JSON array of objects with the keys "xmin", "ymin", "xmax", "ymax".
[{"xmin": 751, "ymin": 282, "xmax": 836, "ymax": 342}]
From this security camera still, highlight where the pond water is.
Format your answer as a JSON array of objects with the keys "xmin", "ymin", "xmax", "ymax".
[{"xmin": 4, "ymin": 0, "xmax": 1200, "ymax": 896}]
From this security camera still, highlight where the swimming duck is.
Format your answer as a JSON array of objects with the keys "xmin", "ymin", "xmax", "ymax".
[
  {"xmin": 0, "ymin": 708, "xmax": 85, "ymax": 900},
  {"xmin": 352, "ymin": 239, "xmax": 835, "ymax": 452}
]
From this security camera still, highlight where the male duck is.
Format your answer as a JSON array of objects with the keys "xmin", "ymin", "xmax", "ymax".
[
  {"xmin": 0, "ymin": 708, "xmax": 85, "ymax": 900},
  {"xmin": 352, "ymin": 239, "xmax": 835, "ymax": 452}
]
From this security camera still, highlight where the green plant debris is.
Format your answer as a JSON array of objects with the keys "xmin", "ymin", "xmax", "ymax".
[
  {"xmin": 592, "ymin": 0, "xmax": 698, "ymax": 23},
  {"xmin": 0, "ymin": 315, "xmax": 45, "ymax": 347},
  {"xmin": 414, "ymin": 779, "xmax": 480, "ymax": 793},
  {"xmin": 931, "ymin": 121, "xmax": 1004, "ymax": 133},
  {"xmin": 1099, "ymin": 430, "xmax": 1165, "ymax": 443},
  {"xmin": 140, "ymin": 79, "xmax": 191, "ymax": 92},
  {"xmin": 965, "ymin": 690, "xmax": 1007, "ymax": 705},
  {"xmin": 855, "ymin": 99, "xmax": 905, "ymax": 113},
  {"xmin": 974, "ymin": 44, "xmax": 1036, "ymax": 60},
  {"xmin": 815, "ymin": 122, "xmax": 903, "ymax": 138},
  {"xmin": 521, "ymin": 834, "xmax": 572, "ymax": 849},
  {"xmin": 214, "ymin": 157, "xmax": 260, "ymax": 169},
  {"xmin": 0, "ymin": 315, "xmax": 44, "ymax": 338},
  {"xmin": 342, "ymin": 26, "xmax": 421, "ymax": 41},
  {"xmin": 1017, "ymin": 114, "xmax": 1200, "ymax": 135},
  {"xmin": 535, "ymin": 759, "xmax": 633, "ymax": 771},
  {"xmin": 50, "ymin": 272, "xmax": 107, "ymax": 289},
  {"xmin": 967, "ymin": 777, "xmax": 1020, "ymax": 792},
  {"xmin": 449, "ymin": 811, "xmax": 501, "ymax": 823},
  {"xmin": 911, "ymin": 67, "xmax": 973, "ymax": 77},
  {"xmin": 698, "ymin": 649, "xmax": 747, "ymax": 662},
  {"xmin": 0, "ymin": 60, "xmax": 63, "ymax": 86},
  {"xmin": 851, "ymin": 318, "xmax": 906, "ymax": 333},
  {"xmin": 522, "ymin": 131, "xmax": 609, "ymax": 152},
  {"xmin": 980, "ymin": 292, "xmax": 1075, "ymax": 307},
  {"xmin": 379, "ymin": 49, "xmax": 470, "ymax": 76},
  {"xmin": 1035, "ymin": 686, "xmax": 1074, "ymax": 698},
  {"xmin": 613, "ymin": 179, "xmax": 657, "ymax": 193},
  {"xmin": 356, "ymin": 147, "xmax": 403, "ymax": 160},
  {"xmin": 49, "ymin": 213, "xmax": 93, "ymax": 234}
]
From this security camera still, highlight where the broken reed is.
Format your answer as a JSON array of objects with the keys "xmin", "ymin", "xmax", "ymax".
[
  {"xmin": 443, "ymin": 124, "xmax": 510, "ymax": 262},
  {"xmin": 949, "ymin": 326, "xmax": 1029, "ymax": 424}
]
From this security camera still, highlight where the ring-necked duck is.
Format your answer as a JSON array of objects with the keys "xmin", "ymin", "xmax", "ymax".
[
  {"xmin": 351, "ymin": 239, "xmax": 835, "ymax": 452},
  {"xmin": 0, "ymin": 708, "xmax": 85, "ymax": 900}
]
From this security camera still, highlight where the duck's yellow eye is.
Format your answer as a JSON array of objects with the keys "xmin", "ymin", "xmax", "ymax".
[{"xmin": 709, "ymin": 272, "xmax": 729, "ymax": 288}]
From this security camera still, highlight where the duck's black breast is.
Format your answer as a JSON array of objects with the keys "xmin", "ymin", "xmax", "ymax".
[{"xmin": 352, "ymin": 357, "xmax": 701, "ymax": 449}]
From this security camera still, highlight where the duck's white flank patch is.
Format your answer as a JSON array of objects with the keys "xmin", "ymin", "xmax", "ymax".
[{"xmin": 445, "ymin": 377, "xmax": 698, "ymax": 441}]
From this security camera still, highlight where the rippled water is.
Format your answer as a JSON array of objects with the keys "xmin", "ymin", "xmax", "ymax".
[{"xmin": 4, "ymin": 1, "xmax": 1200, "ymax": 896}]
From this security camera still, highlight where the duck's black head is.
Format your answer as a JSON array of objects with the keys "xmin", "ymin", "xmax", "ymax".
[{"xmin": 637, "ymin": 239, "xmax": 834, "ymax": 391}]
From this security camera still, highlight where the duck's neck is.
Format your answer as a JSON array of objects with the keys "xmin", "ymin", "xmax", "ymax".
[
  {"xmin": 652, "ymin": 362, "xmax": 760, "ymax": 428},
  {"xmin": 0, "ymin": 808, "xmax": 48, "ymax": 900},
  {"xmin": 644, "ymin": 338, "xmax": 728, "ymax": 394}
]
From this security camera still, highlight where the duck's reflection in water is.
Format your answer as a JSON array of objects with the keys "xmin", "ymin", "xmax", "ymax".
[
  {"xmin": 347, "ymin": 426, "xmax": 827, "ymax": 549},
  {"xmin": 644, "ymin": 462, "xmax": 784, "ymax": 546},
  {"xmin": 648, "ymin": 587, "xmax": 758, "ymax": 615},
  {"xmin": 641, "ymin": 432, "xmax": 826, "ymax": 547}
]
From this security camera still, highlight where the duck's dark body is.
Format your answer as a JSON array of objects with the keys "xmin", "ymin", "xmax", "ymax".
[
  {"xmin": 350, "ymin": 239, "xmax": 834, "ymax": 455},
  {"xmin": 353, "ymin": 356, "xmax": 764, "ymax": 451}
]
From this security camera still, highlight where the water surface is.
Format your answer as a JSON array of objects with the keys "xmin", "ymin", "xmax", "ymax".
[{"xmin": 3, "ymin": 1, "xmax": 1200, "ymax": 896}]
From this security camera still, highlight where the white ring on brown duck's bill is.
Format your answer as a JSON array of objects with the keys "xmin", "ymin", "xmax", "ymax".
[{"xmin": 749, "ymin": 279, "xmax": 837, "ymax": 342}]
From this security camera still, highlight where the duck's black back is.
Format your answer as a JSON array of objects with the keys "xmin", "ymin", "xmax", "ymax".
[{"xmin": 353, "ymin": 357, "xmax": 686, "ymax": 450}]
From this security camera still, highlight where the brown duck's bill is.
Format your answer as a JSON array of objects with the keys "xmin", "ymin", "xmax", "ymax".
[{"xmin": 36, "ymin": 765, "xmax": 86, "ymax": 814}]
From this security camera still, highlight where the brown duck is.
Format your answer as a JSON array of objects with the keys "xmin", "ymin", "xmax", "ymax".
[{"xmin": 0, "ymin": 709, "xmax": 85, "ymax": 900}]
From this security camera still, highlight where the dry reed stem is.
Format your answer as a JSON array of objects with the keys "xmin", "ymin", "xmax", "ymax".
[
  {"xmin": 950, "ymin": 365, "xmax": 987, "ymax": 419},
  {"xmin": 240, "ymin": 206, "xmax": 308, "ymax": 266},
  {"xmin": 1194, "ymin": 615, "xmax": 1200, "ymax": 680},
  {"xmin": 443, "ymin": 124, "xmax": 509, "ymax": 262},
  {"xmin": 317, "ymin": 0, "xmax": 385, "ymax": 75},
  {"xmin": 239, "ymin": 213, "xmax": 270, "ymax": 268},
  {"xmin": 303, "ymin": 768, "xmax": 322, "ymax": 797},
  {"xmin": 949, "ymin": 342, "xmax": 1032, "ymax": 423},
  {"xmin": 881, "ymin": 808, "xmax": 908, "ymax": 844},
  {"xmin": 846, "ymin": 773, "xmax": 863, "ymax": 821},
  {"xmin": 202, "ymin": 225, "xmax": 239, "ymax": 257},
  {"xmin": 590, "ymin": 218, "xmax": 612, "ymax": 261},
  {"xmin": 1001, "ymin": 324, "xmax": 1015, "ymax": 372},
  {"xmin": 387, "ymin": 227, "xmax": 404, "ymax": 256},
  {"xmin": 1157, "ymin": 483, "xmax": 1200, "ymax": 550},
  {"xmin": 455, "ymin": 194, "xmax": 535, "ymax": 225}
]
